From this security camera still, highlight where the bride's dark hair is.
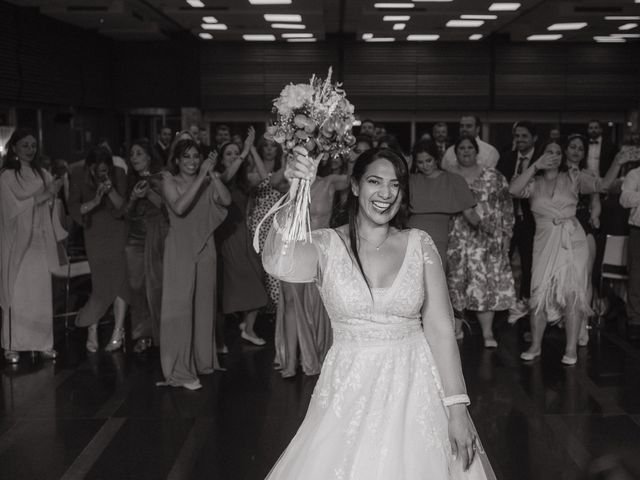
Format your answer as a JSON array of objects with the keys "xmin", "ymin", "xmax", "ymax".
[{"xmin": 345, "ymin": 148, "xmax": 409, "ymax": 288}]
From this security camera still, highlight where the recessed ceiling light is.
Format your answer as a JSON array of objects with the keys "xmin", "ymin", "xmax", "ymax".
[
  {"xmin": 287, "ymin": 38, "xmax": 317, "ymax": 42},
  {"xmin": 374, "ymin": 3, "xmax": 415, "ymax": 8},
  {"xmin": 411, "ymin": 0, "xmax": 452, "ymax": 2},
  {"xmin": 447, "ymin": 20, "xmax": 484, "ymax": 28},
  {"xmin": 264, "ymin": 14, "xmax": 302, "ymax": 22},
  {"xmin": 243, "ymin": 34, "xmax": 276, "ymax": 41},
  {"xmin": 547, "ymin": 22, "xmax": 588, "ymax": 31},
  {"xmin": 407, "ymin": 34, "xmax": 439, "ymax": 41},
  {"xmin": 461, "ymin": 15, "xmax": 497, "ymax": 20},
  {"xmin": 527, "ymin": 34, "xmax": 562, "ymax": 41},
  {"xmin": 393, "ymin": 23, "xmax": 406, "ymax": 30},
  {"xmin": 186, "ymin": 0, "xmax": 204, "ymax": 7},
  {"xmin": 594, "ymin": 36, "xmax": 626, "ymax": 43},
  {"xmin": 469, "ymin": 34, "xmax": 483, "ymax": 40},
  {"xmin": 199, "ymin": 32, "xmax": 213, "ymax": 39},
  {"xmin": 202, "ymin": 23, "xmax": 227, "ymax": 30},
  {"xmin": 488, "ymin": 3, "xmax": 521, "ymax": 11},
  {"xmin": 282, "ymin": 33, "xmax": 313, "ymax": 38},
  {"xmin": 271, "ymin": 23, "xmax": 306, "ymax": 29},
  {"xmin": 619, "ymin": 23, "xmax": 638, "ymax": 31},
  {"xmin": 365, "ymin": 37, "xmax": 396, "ymax": 42},
  {"xmin": 605, "ymin": 16, "xmax": 640, "ymax": 20},
  {"xmin": 383, "ymin": 15, "xmax": 410, "ymax": 21},
  {"xmin": 202, "ymin": 16, "xmax": 217, "ymax": 23},
  {"xmin": 362, "ymin": 33, "xmax": 374, "ymax": 40},
  {"xmin": 612, "ymin": 33, "xmax": 640, "ymax": 38},
  {"xmin": 249, "ymin": 0, "xmax": 291, "ymax": 4}
]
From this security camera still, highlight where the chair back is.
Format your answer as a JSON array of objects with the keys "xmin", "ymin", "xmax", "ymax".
[{"xmin": 601, "ymin": 235, "xmax": 629, "ymax": 279}]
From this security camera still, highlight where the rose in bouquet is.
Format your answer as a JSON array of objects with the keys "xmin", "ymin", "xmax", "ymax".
[{"xmin": 253, "ymin": 67, "xmax": 356, "ymax": 253}]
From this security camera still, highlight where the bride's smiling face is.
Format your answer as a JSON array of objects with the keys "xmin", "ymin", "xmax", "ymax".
[{"xmin": 352, "ymin": 158, "xmax": 402, "ymax": 225}]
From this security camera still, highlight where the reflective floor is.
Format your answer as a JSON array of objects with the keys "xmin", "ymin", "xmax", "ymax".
[{"xmin": 1, "ymin": 316, "xmax": 640, "ymax": 480}]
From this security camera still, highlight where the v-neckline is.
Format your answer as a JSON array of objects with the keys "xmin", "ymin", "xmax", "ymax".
[{"xmin": 332, "ymin": 229, "xmax": 413, "ymax": 293}]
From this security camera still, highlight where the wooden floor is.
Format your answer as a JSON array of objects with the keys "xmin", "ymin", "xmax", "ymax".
[{"xmin": 1, "ymin": 316, "xmax": 640, "ymax": 480}]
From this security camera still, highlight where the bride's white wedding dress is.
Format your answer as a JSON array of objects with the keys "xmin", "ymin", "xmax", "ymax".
[{"xmin": 263, "ymin": 227, "xmax": 495, "ymax": 480}]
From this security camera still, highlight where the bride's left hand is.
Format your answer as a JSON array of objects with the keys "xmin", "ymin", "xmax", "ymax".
[{"xmin": 448, "ymin": 406, "xmax": 477, "ymax": 471}]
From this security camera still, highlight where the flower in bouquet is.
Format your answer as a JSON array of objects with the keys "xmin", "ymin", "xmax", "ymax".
[{"xmin": 254, "ymin": 67, "xmax": 356, "ymax": 254}]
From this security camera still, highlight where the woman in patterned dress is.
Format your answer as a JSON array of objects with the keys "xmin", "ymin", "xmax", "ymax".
[
  {"xmin": 248, "ymin": 137, "xmax": 286, "ymax": 312},
  {"xmin": 447, "ymin": 136, "xmax": 516, "ymax": 348}
]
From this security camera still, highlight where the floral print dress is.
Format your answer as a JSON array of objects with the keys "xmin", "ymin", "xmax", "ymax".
[{"xmin": 447, "ymin": 168, "xmax": 516, "ymax": 312}]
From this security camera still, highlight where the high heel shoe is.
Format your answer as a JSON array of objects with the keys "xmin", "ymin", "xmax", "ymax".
[
  {"xmin": 133, "ymin": 337, "xmax": 152, "ymax": 354},
  {"xmin": 86, "ymin": 326, "xmax": 98, "ymax": 353},
  {"xmin": 241, "ymin": 330, "xmax": 266, "ymax": 346},
  {"xmin": 105, "ymin": 328, "xmax": 125, "ymax": 352},
  {"xmin": 520, "ymin": 349, "xmax": 541, "ymax": 361},
  {"xmin": 561, "ymin": 354, "xmax": 577, "ymax": 366},
  {"xmin": 483, "ymin": 338, "xmax": 498, "ymax": 349}
]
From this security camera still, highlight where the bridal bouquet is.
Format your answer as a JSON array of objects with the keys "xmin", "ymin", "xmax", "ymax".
[{"xmin": 253, "ymin": 67, "xmax": 356, "ymax": 254}]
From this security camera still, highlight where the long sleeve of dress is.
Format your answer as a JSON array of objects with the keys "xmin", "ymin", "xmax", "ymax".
[
  {"xmin": 262, "ymin": 208, "xmax": 331, "ymax": 285},
  {"xmin": 418, "ymin": 230, "xmax": 467, "ymax": 399}
]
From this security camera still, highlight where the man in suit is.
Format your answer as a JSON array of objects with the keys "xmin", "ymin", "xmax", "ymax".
[
  {"xmin": 496, "ymin": 121, "xmax": 538, "ymax": 323},
  {"xmin": 432, "ymin": 122, "xmax": 450, "ymax": 164},
  {"xmin": 153, "ymin": 125, "xmax": 172, "ymax": 168},
  {"xmin": 441, "ymin": 114, "xmax": 500, "ymax": 171}
]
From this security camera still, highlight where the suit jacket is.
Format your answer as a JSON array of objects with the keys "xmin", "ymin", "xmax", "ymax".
[
  {"xmin": 496, "ymin": 149, "xmax": 537, "ymax": 224},
  {"xmin": 594, "ymin": 140, "xmax": 617, "ymax": 177}
]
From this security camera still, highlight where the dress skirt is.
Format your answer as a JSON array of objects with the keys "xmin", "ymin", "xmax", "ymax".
[{"xmin": 266, "ymin": 327, "xmax": 494, "ymax": 480}]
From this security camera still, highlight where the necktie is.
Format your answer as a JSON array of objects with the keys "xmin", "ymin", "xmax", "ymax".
[{"xmin": 516, "ymin": 156, "xmax": 526, "ymax": 175}]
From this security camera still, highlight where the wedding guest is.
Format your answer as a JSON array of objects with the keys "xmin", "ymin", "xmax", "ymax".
[
  {"xmin": 620, "ymin": 146, "xmax": 640, "ymax": 340},
  {"xmin": 359, "ymin": 119, "xmax": 375, "ymax": 139},
  {"xmin": 510, "ymin": 140, "xmax": 627, "ymax": 365},
  {"xmin": 496, "ymin": 121, "xmax": 538, "ymax": 324},
  {"xmin": 432, "ymin": 121, "xmax": 450, "ymax": 162},
  {"xmin": 167, "ymin": 130, "xmax": 196, "ymax": 168},
  {"xmin": 124, "ymin": 139, "xmax": 168, "ymax": 353},
  {"xmin": 408, "ymin": 140, "xmax": 477, "ymax": 263},
  {"xmin": 153, "ymin": 125, "xmax": 172, "ymax": 167},
  {"xmin": 216, "ymin": 132, "xmax": 268, "ymax": 346},
  {"xmin": 69, "ymin": 146, "xmax": 128, "ymax": 352},
  {"xmin": 549, "ymin": 125, "xmax": 562, "ymax": 142},
  {"xmin": 277, "ymin": 167, "xmax": 348, "ymax": 377},
  {"xmin": 98, "ymin": 137, "xmax": 128, "ymax": 174},
  {"xmin": 0, "ymin": 129, "xmax": 65, "ymax": 363},
  {"xmin": 247, "ymin": 137, "xmax": 285, "ymax": 313},
  {"xmin": 447, "ymin": 136, "xmax": 516, "ymax": 348},
  {"xmin": 214, "ymin": 124, "xmax": 232, "ymax": 150},
  {"xmin": 158, "ymin": 139, "xmax": 230, "ymax": 390},
  {"xmin": 441, "ymin": 115, "xmax": 500, "ymax": 171}
]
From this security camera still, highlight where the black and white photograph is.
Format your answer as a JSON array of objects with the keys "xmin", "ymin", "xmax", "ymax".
[{"xmin": 1, "ymin": 1, "xmax": 640, "ymax": 479}]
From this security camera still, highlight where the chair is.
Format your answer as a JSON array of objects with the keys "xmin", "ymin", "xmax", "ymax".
[
  {"xmin": 601, "ymin": 235, "xmax": 629, "ymax": 282},
  {"xmin": 52, "ymin": 256, "xmax": 91, "ymax": 330}
]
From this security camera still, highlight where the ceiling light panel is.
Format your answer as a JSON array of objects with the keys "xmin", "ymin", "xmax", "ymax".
[
  {"xmin": 201, "ymin": 23, "xmax": 227, "ymax": 30},
  {"xmin": 243, "ymin": 34, "xmax": 276, "ymax": 40},
  {"xmin": 461, "ymin": 15, "xmax": 497, "ymax": 20},
  {"xmin": 374, "ymin": 3, "xmax": 415, "ymax": 9},
  {"xmin": 264, "ymin": 14, "xmax": 302, "ymax": 22},
  {"xmin": 547, "ymin": 22, "xmax": 587, "ymax": 31},
  {"xmin": 594, "ymin": 36, "xmax": 626, "ymax": 43},
  {"xmin": 383, "ymin": 15, "xmax": 410, "ymax": 21},
  {"xmin": 186, "ymin": 0, "xmax": 204, "ymax": 7},
  {"xmin": 619, "ymin": 23, "xmax": 638, "ymax": 31},
  {"xmin": 488, "ymin": 3, "xmax": 521, "ymax": 11},
  {"xmin": 527, "ymin": 34, "xmax": 562, "ymax": 41},
  {"xmin": 271, "ymin": 23, "xmax": 306, "ymax": 29},
  {"xmin": 393, "ymin": 23, "xmax": 406, "ymax": 30},
  {"xmin": 365, "ymin": 37, "xmax": 396, "ymax": 42},
  {"xmin": 281, "ymin": 33, "xmax": 313, "ymax": 38},
  {"xmin": 249, "ymin": 0, "xmax": 291, "ymax": 4},
  {"xmin": 199, "ymin": 32, "xmax": 213, "ymax": 39},
  {"xmin": 447, "ymin": 20, "xmax": 484, "ymax": 28},
  {"xmin": 202, "ymin": 16, "xmax": 217, "ymax": 23},
  {"xmin": 469, "ymin": 34, "xmax": 483, "ymax": 40},
  {"xmin": 605, "ymin": 16, "xmax": 640, "ymax": 21},
  {"xmin": 287, "ymin": 38, "xmax": 317, "ymax": 42},
  {"xmin": 407, "ymin": 34, "xmax": 439, "ymax": 41}
]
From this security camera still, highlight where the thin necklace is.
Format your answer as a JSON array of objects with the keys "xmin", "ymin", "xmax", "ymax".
[{"xmin": 358, "ymin": 231, "xmax": 390, "ymax": 251}]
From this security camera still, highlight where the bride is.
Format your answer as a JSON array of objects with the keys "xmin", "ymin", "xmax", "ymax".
[{"xmin": 261, "ymin": 148, "xmax": 495, "ymax": 479}]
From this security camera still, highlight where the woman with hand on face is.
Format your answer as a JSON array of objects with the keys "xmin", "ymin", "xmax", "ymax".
[
  {"xmin": 447, "ymin": 136, "xmax": 516, "ymax": 348},
  {"xmin": 124, "ymin": 139, "xmax": 169, "ymax": 353},
  {"xmin": 510, "ymin": 139, "xmax": 627, "ymax": 365},
  {"xmin": 158, "ymin": 139, "xmax": 230, "ymax": 390},
  {"xmin": 262, "ymin": 148, "xmax": 495, "ymax": 479},
  {"xmin": 69, "ymin": 146, "xmax": 129, "ymax": 353},
  {"xmin": 0, "ymin": 129, "xmax": 66, "ymax": 363},
  {"xmin": 408, "ymin": 140, "xmax": 478, "ymax": 265},
  {"xmin": 216, "ymin": 128, "xmax": 268, "ymax": 346}
]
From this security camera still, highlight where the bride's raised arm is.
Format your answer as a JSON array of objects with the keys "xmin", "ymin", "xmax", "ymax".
[{"xmin": 261, "ymin": 151, "xmax": 327, "ymax": 283}]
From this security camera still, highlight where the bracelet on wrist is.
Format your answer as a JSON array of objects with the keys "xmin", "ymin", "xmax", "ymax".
[{"xmin": 442, "ymin": 394, "xmax": 471, "ymax": 407}]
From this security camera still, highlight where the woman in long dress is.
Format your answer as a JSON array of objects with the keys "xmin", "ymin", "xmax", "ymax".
[
  {"xmin": 124, "ymin": 139, "xmax": 168, "ymax": 353},
  {"xmin": 510, "ymin": 140, "xmax": 626, "ymax": 365},
  {"xmin": 446, "ymin": 136, "xmax": 516, "ymax": 348},
  {"xmin": 0, "ymin": 129, "xmax": 65, "ymax": 363},
  {"xmin": 408, "ymin": 140, "xmax": 477, "ymax": 263},
  {"xmin": 69, "ymin": 146, "xmax": 129, "ymax": 353},
  {"xmin": 216, "ymin": 136, "xmax": 268, "ymax": 346},
  {"xmin": 262, "ymin": 148, "xmax": 495, "ymax": 479},
  {"xmin": 248, "ymin": 138, "xmax": 286, "ymax": 313},
  {"xmin": 276, "ymin": 170, "xmax": 348, "ymax": 377},
  {"xmin": 157, "ymin": 139, "xmax": 230, "ymax": 390}
]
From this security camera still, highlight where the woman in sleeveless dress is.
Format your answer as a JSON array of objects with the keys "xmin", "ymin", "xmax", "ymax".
[
  {"xmin": 510, "ymin": 139, "xmax": 627, "ymax": 365},
  {"xmin": 261, "ymin": 148, "xmax": 495, "ymax": 479},
  {"xmin": 157, "ymin": 139, "xmax": 230, "ymax": 390}
]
